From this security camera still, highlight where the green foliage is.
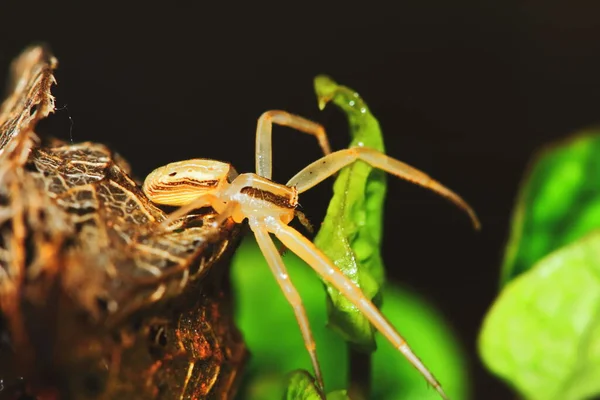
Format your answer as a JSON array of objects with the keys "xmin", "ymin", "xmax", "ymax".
[
  {"xmin": 283, "ymin": 371, "xmax": 349, "ymax": 400},
  {"xmin": 283, "ymin": 370, "xmax": 326, "ymax": 400},
  {"xmin": 371, "ymin": 285, "xmax": 470, "ymax": 400},
  {"xmin": 312, "ymin": 75, "xmax": 387, "ymax": 350},
  {"xmin": 481, "ymin": 131, "xmax": 600, "ymax": 400},
  {"xmin": 501, "ymin": 132, "xmax": 600, "ymax": 286},
  {"xmin": 232, "ymin": 236, "xmax": 347, "ymax": 397},
  {"xmin": 481, "ymin": 232, "xmax": 600, "ymax": 400},
  {"xmin": 232, "ymin": 237, "xmax": 470, "ymax": 399}
]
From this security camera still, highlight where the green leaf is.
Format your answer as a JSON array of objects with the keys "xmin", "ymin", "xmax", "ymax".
[
  {"xmin": 281, "ymin": 370, "xmax": 350, "ymax": 400},
  {"xmin": 325, "ymin": 391, "xmax": 350, "ymax": 400},
  {"xmin": 480, "ymin": 231, "xmax": 600, "ymax": 400},
  {"xmin": 312, "ymin": 75, "xmax": 387, "ymax": 350},
  {"xmin": 231, "ymin": 237, "xmax": 471, "ymax": 400},
  {"xmin": 283, "ymin": 370, "xmax": 326, "ymax": 400},
  {"xmin": 501, "ymin": 131, "xmax": 600, "ymax": 285}
]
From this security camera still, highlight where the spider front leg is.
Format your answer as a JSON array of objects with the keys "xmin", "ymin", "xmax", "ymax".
[
  {"xmin": 265, "ymin": 219, "xmax": 449, "ymax": 400},
  {"xmin": 287, "ymin": 146, "xmax": 481, "ymax": 229},
  {"xmin": 249, "ymin": 219, "xmax": 325, "ymax": 389},
  {"xmin": 256, "ymin": 110, "xmax": 332, "ymax": 179}
]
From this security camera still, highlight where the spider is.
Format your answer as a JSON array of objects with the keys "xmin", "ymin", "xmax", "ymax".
[{"xmin": 142, "ymin": 110, "xmax": 480, "ymax": 400}]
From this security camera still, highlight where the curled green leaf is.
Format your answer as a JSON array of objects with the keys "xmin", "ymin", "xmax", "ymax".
[
  {"xmin": 480, "ymin": 231, "xmax": 600, "ymax": 400},
  {"xmin": 313, "ymin": 75, "xmax": 387, "ymax": 350}
]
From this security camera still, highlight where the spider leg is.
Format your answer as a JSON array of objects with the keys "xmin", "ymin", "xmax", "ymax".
[
  {"xmin": 256, "ymin": 110, "xmax": 332, "ymax": 180},
  {"xmin": 249, "ymin": 218, "xmax": 325, "ymax": 389},
  {"xmin": 267, "ymin": 219, "xmax": 449, "ymax": 400},
  {"xmin": 287, "ymin": 147, "xmax": 480, "ymax": 230},
  {"xmin": 159, "ymin": 194, "xmax": 227, "ymax": 231}
]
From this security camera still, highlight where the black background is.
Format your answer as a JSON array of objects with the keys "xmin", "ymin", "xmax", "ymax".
[{"xmin": 3, "ymin": 2, "xmax": 600, "ymax": 399}]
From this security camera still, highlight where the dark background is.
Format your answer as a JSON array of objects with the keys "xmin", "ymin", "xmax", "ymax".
[{"xmin": 2, "ymin": 2, "xmax": 600, "ymax": 399}]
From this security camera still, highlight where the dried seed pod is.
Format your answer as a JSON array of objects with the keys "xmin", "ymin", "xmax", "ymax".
[{"xmin": 0, "ymin": 46, "xmax": 246, "ymax": 400}]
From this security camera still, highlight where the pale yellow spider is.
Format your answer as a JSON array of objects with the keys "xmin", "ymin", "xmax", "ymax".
[{"xmin": 142, "ymin": 110, "xmax": 480, "ymax": 400}]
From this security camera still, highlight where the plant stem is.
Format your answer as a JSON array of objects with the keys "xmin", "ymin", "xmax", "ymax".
[{"xmin": 347, "ymin": 345, "xmax": 371, "ymax": 400}]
